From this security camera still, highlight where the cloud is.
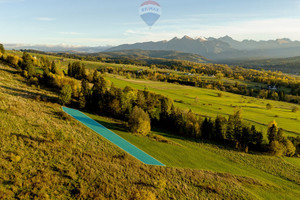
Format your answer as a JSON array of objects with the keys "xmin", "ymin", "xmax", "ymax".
[
  {"xmin": 123, "ymin": 17, "xmax": 300, "ymax": 43},
  {"xmin": 35, "ymin": 17, "xmax": 56, "ymax": 21},
  {"xmin": 43, "ymin": 37, "xmax": 123, "ymax": 46},
  {"xmin": 60, "ymin": 32, "xmax": 81, "ymax": 35}
]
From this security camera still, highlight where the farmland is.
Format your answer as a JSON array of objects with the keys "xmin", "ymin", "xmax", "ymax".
[{"xmin": 104, "ymin": 74, "xmax": 300, "ymax": 138}]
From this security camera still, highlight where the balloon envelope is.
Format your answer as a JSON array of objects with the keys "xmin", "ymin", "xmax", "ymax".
[{"xmin": 139, "ymin": 1, "xmax": 161, "ymax": 27}]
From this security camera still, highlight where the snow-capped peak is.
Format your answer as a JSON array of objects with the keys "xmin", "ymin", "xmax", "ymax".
[{"xmin": 195, "ymin": 36, "xmax": 208, "ymax": 42}]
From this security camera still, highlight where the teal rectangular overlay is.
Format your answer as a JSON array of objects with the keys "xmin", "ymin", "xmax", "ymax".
[{"xmin": 62, "ymin": 107, "xmax": 165, "ymax": 166}]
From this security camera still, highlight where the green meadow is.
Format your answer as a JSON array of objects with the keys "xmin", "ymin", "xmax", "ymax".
[
  {"xmin": 86, "ymin": 113, "xmax": 300, "ymax": 200},
  {"xmin": 104, "ymin": 75, "xmax": 300, "ymax": 138}
]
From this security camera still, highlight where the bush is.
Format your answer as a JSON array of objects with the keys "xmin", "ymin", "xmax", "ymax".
[
  {"xmin": 266, "ymin": 103, "xmax": 273, "ymax": 110},
  {"xmin": 269, "ymin": 141, "xmax": 285, "ymax": 157},
  {"xmin": 6, "ymin": 55, "xmax": 19, "ymax": 66},
  {"xmin": 284, "ymin": 140, "xmax": 296, "ymax": 157},
  {"xmin": 129, "ymin": 106, "xmax": 151, "ymax": 135},
  {"xmin": 59, "ymin": 85, "xmax": 72, "ymax": 105},
  {"xmin": 292, "ymin": 106, "xmax": 299, "ymax": 113}
]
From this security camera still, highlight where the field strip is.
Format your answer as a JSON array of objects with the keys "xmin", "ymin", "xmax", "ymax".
[{"xmin": 62, "ymin": 107, "xmax": 165, "ymax": 166}]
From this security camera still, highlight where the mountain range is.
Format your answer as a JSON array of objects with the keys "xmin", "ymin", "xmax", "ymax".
[
  {"xmin": 5, "ymin": 36, "xmax": 300, "ymax": 62},
  {"xmin": 107, "ymin": 36, "xmax": 300, "ymax": 61}
]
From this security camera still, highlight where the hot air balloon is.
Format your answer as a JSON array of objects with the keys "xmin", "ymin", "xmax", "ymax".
[{"xmin": 139, "ymin": 0, "xmax": 161, "ymax": 28}]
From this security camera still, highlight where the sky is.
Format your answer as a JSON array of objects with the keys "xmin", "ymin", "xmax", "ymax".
[{"xmin": 1, "ymin": 0, "xmax": 300, "ymax": 46}]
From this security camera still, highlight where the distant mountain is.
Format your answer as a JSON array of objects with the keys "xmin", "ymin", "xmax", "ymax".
[
  {"xmin": 218, "ymin": 36, "xmax": 300, "ymax": 50},
  {"xmin": 107, "ymin": 36, "xmax": 300, "ymax": 61},
  {"xmin": 91, "ymin": 49, "xmax": 209, "ymax": 63},
  {"xmin": 4, "ymin": 44, "xmax": 112, "ymax": 53},
  {"xmin": 6, "ymin": 36, "xmax": 300, "ymax": 62},
  {"xmin": 107, "ymin": 36, "xmax": 237, "ymax": 60}
]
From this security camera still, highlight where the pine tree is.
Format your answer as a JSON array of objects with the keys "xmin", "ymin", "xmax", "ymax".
[
  {"xmin": 136, "ymin": 91, "xmax": 146, "ymax": 110},
  {"xmin": 226, "ymin": 116, "xmax": 235, "ymax": 140},
  {"xmin": 19, "ymin": 52, "xmax": 36, "ymax": 78},
  {"xmin": 215, "ymin": 115, "xmax": 227, "ymax": 140},
  {"xmin": 276, "ymin": 128, "xmax": 285, "ymax": 142},
  {"xmin": 80, "ymin": 64, "xmax": 86, "ymax": 79},
  {"xmin": 268, "ymin": 120, "xmax": 278, "ymax": 143},
  {"xmin": 79, "ymin": 95, "xmax": 86, "ymax": 109},
  {"xmin": 51, "ymin": 61, "xmax": 60, "ymax": 74},
  {"xmin": 67, "ymin": 63, "xmax": 72, "ymax": 76},
  {"xmin": 251, "ymin": 125, "xmax": 263, "ymax": 146},
  {"xmin": 81, "ymin": 79, "xmax": 90, "ymax": 96},
  {"xmin": 92, "ymin": 70, "xmax": 99, "ymax": 83},
  {"xmin": 241, "ymin": 127, "xmax": 251, "ymax": 153},
  {"xmin": 201, "ymin": 118, "xmax": 210, "ymax": 139}
]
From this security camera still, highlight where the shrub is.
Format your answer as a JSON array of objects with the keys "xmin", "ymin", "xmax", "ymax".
[
  {"xmin": 129, "ymin": 106, "xmax": 151, "ymax": 135},
  {"xmin": 266, "ymin": 103, "xmax": 273, "ymax": 110},
  {"xmin": 292, "ymin": 106, "xmax": 299, "ymax": 113},
  {"xmin": 284, "ymin": 140, "xmax": 296, "ymax": 157},
  {"xmin": 59, "ymin": 85, "xmax": 72, "ymax": 105},
  {"xmin": 6, "ymin": 55, "xmax": 19, "ymax": 66},
  {"xmin": 269, "ymin": 141, "xmax": 285, "ymax": 157}
]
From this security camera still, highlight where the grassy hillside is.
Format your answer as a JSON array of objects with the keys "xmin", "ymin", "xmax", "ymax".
[
  {"xmin": 1, "ymin": 63, "xmax": 300, "ymax": 199},
  {"xmin": 0, "ymin": 63, "xmax": 281, "ymax": 199},
  {"xmin": 104, "ymin": 75, "xmax": 300, "ymax": 138},
  {"xmin": 85, "ymin": 113, "xmax": 300, "ymax": 200}
]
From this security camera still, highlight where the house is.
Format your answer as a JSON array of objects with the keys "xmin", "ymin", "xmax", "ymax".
[{"xmin": 268, "ymin": 85, "xmax": 277, "ymax": 90}]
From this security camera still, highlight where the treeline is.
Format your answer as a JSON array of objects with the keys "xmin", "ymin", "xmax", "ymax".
[
  {"xmin": 1, "ymin": 49, "xmax": 299, "ymax": 156},
  {"xmin": 100, "ymin": 66, "xmax": 300, "ymax": 104}
]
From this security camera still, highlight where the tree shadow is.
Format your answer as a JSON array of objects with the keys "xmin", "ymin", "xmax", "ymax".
[
  {"xmin": 0, "ymin": 85, "xmax": 57, "ymax": 103},
  {"xmin": 93, "ymin": 118, "xmax": 128, "ymax": 133},
  {"xmin": 151, "ymin": 127, "xmax": 259, "ymax": 153},
  {"xmin": 70, "ymin": 114, "xmax": 128, "ymax": 133},
  {"xmin": 0, "ymin": 67, "xmax": 18, "ymax": 74},
  {"xmin": 134, "ymin": 181, "xmax": 155, "ymax": 188}
]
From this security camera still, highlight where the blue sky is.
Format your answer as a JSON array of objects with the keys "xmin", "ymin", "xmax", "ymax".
[{"xmin": 1, "ymin": 0, "xmax": 300, "ymax": 46}]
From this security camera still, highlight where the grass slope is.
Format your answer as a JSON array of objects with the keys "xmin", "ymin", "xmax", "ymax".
[
  {"xmin": 0, "ymin": 63, "xmax": 277, "ymax": 199},
  {"xmin": 87, "ymin": 113, "xmax": 300, "ymax": 200},
  {"xmin": 104, "ymin": 75, "xmax": 300, "ymax": 138}
]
